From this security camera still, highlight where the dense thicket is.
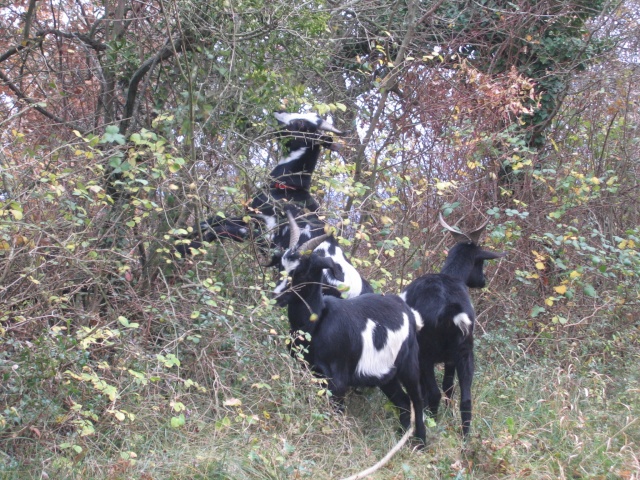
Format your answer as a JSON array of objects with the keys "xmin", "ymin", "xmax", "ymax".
[{"xmin": 1, "ymin": 0, "xmax": 638, "ymax": 477}]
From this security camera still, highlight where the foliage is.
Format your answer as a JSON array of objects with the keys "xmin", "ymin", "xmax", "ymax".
[{"xmin": 1, "ymin": 0, "xmax": 639, "ymax": 478}]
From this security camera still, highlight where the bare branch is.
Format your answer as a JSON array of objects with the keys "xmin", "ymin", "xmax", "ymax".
[{"xmin": 0, "ymin": 69, "xmax": 87, "ymax": 134}]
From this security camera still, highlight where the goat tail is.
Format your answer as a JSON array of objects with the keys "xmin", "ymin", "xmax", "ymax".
[
  {"xmin": 339, "ymin": 402, "xmax": 416, "ymax": 480},
  {"xmin": 441, "ymin": 303, "xmax": 473, "ymax": 338}
]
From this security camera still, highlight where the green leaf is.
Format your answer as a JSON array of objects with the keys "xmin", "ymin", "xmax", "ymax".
[
  {"xmin": 530, "ymin": 305, "xmax": 546, "ymax": 318},
  {"xmin": 102, "ymin": 125, "xmax": 126, "ymax": 145},
  {"xmin": 583, "ymin": 284, "xmax": 597, "ymax": 297},
  {"xmin": 170, "ymin": 414, "xmax": 185, "ymax": 428}
]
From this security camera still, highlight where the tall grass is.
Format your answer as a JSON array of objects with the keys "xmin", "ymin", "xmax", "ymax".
[{"xmin": 2, "ymin": 296, "xmax": 637, "ymax": 480}]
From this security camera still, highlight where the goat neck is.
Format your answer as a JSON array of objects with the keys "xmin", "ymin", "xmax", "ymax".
[
  {"xmin": 269, "ymin": 140, "xmax": 322, "ymax": 190},
  {"xmin": 440, "ymin": 242, "xmax": 479, "ymax": 283},
  {"xmin": 285, "ymin": 256, "xmax": 327, "ymax": 334}
]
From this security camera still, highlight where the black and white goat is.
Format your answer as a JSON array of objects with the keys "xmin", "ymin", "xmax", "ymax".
[
  {"xmin": 181, "ymin": 111, "xmax": 341, "ymax": 248},
  {"xmin": 271, "ymin": 209, "xmax": 373, "ymax": 298},
  {"xmin": 274, "ymin": 211, "xmax": 426, "ymax": 445},
  {"xmin": 178, "ymin": 111, "xmax": 372, "ymax": 298},
  {"xmin": 400, "ymin": 214, "xmax": 505, "ymax": 437}
]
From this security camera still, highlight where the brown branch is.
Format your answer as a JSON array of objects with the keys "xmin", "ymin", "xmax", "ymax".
[
  {"xmin": 36, "ymin": 28, "xmax": 107, "ymax": 52},
  {"xmin": 0, "ymin": 69, "xmax": 86, "ymax": 134},
  {"xmin": 119, "ymin": 34, "xmax": 195, "ymax": 134},
  {"xmin": 23, "ymin": 0, "xmax": 38, "ymax": 41},
  {"xmin": 346, "ymin": 0, "xmax": 446, "ymax": 207}
]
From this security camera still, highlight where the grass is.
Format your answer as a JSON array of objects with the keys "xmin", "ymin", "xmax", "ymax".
[{"xmin": 2, "ymin": 306, "xmax": 639, "ymax": 480}]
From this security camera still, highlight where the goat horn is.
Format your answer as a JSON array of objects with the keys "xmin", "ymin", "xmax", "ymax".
[
  {"xmin": 298, "ymin": 233, "xmax": 331, "ymax": 253},
  {"xmin": 438, "ymin": 213, "xmax": 472, "ymax": 243},
  {"xmin": 286, "ymin": 210, "xmax": 301, "ymax": 250},
  {"xmin": 466, "ymin": 218, "xmax": 490, "ymax": 244},
  {"xmin": 317, "ymin": 119, "xmax": 343, "ymax": 135}
]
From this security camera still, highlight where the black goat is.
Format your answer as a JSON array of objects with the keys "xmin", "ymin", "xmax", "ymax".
[
  {"xmin": 274, "ymin": 211, "xmax": 426, "ymax": 445},
  {"xmin": 400, "ymin": 214, "xmax": 505, "ymax": 437}
]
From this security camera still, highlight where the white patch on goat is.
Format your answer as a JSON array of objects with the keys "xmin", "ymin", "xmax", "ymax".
[
  {"xmin": 356, "ymin": 313, "xmax": 410, "ymax": 378},
  {"xmin": 273, "ymin": 255, "xmax": 300, "ymax": 294},
  {"xmin": 257, "ymin": 214, "xmax": 278, "ymax": 242},
  {"xmin": 274, "ymin": 111, "xmax": 321, "ymax": 126},
  {"xmin": 411, "ymin": 308, "xmax": 424, "ymax": 331},
  {"xmin": 277, "ymin": 147, "xmax": 307, "ymax": 166},
  {"xmin": 315, "ymin": 240, "xmax": 363, "ymax": 299},
  {"xmin": 299, "ymin": 223, "xmax": 312, "ymax": 241},
  {"xmin": 398, "ymin": 292, "xmax": 422, "ymax": 330},
  {"xmin": 453, "ymin": 312, "xmax": 472, "ymax": 337}
]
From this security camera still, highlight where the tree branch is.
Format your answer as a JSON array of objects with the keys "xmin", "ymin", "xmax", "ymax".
[
  {"xmin": 119, "ymin": 34, "xmax": 195, "ymax": 134},
  {"xmin": 0, "ymin": 69, "xmax": 87, "ymax": 134}
]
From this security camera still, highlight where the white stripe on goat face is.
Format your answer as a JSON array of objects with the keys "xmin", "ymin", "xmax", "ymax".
[
  {"xmin": 356, "ymin": 312, "xmax": 410, "ymax": 378},
  {"xmin": 273, "ymin": 254, "xmax": 300, "ymax": 295},
  {"xmin": 274, "ymin": 112, "xmax": 322, "ymax": 126}
]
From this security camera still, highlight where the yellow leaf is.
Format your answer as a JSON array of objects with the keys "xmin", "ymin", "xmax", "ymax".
[
  {"xmin": 545, "ymin": 297, "xmax": 554, "ymax": 307},
  {"xmin": 554, "ymin": 285, "xmax": 567, "ymax": 295},
  {"xmin": 569, "ymin": 270, "xmax": 581, "ymax": 279},
  {"xmin": 535, "ymin": 262, "xmax": 545, "ymax": 270},
  {"xmin": 223, "ymin": 398, "xmax": 242, "ymax": 407}
]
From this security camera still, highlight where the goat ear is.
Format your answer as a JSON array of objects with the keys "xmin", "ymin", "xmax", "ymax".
[
  {"xmin": 263, "ymin": 250, "xmax": 284, "ymax": 268},
  {"xmin": 478, "ymin": 249, "xmax": 506, "ymax": 261},
  {"xmin": 311, "ymin": 255, "xmax": 342, "ymax": 280}
]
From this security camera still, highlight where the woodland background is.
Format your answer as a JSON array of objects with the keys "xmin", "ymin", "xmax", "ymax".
[{"xmin": 1, "ymin": 0, "xmax": 639, "ymax": 478}]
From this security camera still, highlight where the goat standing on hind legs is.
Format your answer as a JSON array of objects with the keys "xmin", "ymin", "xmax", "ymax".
[
  {"xmin": 176, "ymin": 111, "xmax": 373, "ymax": 299},
  {"xmin": 400, "ymin": 213, "xmax": 506, "ymax": 437},
  {"xmin": 175, "ymin": 111, "xmax": 343, "ymax": 256}
]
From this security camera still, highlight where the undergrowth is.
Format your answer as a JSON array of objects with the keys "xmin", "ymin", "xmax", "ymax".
[{"xmin": 2, "ymin": 290, "xmax": 638, "ymax": 479}]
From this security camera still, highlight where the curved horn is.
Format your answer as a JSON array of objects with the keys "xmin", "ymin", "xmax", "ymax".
[
  {"xmin": 466, "ymin": 218, "xmax": 490, "ymax": 244},
  {"xmin": 317, "ymin": 119, "xmax": 343, "ymax": 135},
  {"xmin": 286, "ymin": 210, "xmax": 301, "ymax": 250},
  {"xmin": 438, "ymin": 213, "xmax": 471, "ymax": 243},
  {"xmin": 298, "ymin": 233, "xmax": 331, "ymax": 253}
]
